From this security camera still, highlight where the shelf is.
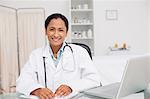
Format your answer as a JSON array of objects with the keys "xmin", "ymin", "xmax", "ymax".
[
  {"xmin": 71, "ymin": 23, "xmax": 93, "ymax": 25},
  {"xmin": 109, "ymin": 47, "xmax": 130, "ymax": 51},
  {"xmin": 72, "ymin": 38, "xmax": 93, "ymax": 40},
  {"xmin": 70, "ymin": 0, "xmax": 94, "ymax": 55},
  {"xmin": 71, "ymin": 9, "xmax": 93, "ymax": 12}
]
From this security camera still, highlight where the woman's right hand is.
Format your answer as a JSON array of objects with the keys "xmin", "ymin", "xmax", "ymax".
[{"xmin": 30, "ymin": 88, "xmax": 55, "ymax": 99}]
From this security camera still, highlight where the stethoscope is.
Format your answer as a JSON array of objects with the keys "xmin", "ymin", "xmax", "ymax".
[{"xmin": 43, "ymin": 42, "xmax": 75, "ymax": 88}]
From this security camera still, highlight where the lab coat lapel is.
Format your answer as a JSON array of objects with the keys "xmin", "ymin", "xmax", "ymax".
[
  {"xmin": 56, "ymin": 45, "xmax": 75, "ymax": 72},
  {"xmin": 42, "ymin": 45, "xmax": 56, "ymax": 70}
]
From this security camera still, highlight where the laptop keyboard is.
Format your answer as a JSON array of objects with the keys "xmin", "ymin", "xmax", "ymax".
[{"xmin": 83, "ymin": 82, "xmax": 120, "ymax": 98}]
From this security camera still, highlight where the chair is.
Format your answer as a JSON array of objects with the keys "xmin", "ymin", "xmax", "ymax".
[
  {"xmin": 71, "ymin": 43, "xmax": 102, "ymax": 86},
  {"xmin": 71, "ymin": 43, "xmax": 93, "ymax": 60}
]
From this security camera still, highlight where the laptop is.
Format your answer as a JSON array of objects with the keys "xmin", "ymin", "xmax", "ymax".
[{"xmin": 83, "ymin": 55, "xmax": 150, "ymax": 99}]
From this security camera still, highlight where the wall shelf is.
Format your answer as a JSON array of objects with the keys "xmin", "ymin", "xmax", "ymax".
[
  {"xmin": 71, "ymin": 9, "xmax": 93, "ymax": 12},
  {"xmin": 70, "ymin": 0, "xmax": 94, "ymax": 55},
  {"xmin": 71, "ymin": 23, "xmax": 93, "ymax": 25}
]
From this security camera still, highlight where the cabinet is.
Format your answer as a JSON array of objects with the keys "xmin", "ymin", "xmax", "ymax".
[{"xmin": 69, "ymin": 0, "xmax": 94, "ymax": 55}]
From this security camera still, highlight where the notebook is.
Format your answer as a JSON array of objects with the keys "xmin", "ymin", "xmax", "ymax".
[{"xmin": 83, "ymin": 55, "xmax": 150, "ymax": 99}]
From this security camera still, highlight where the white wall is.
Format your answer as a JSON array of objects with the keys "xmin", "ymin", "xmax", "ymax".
[
  {"xmin": 0, "ymin": 0, "xmax": 69, "ymax": 19},
  {"xmin": 148, "ymin": 0, "xmax": 150, "ymax": 52},
  {"xmin": 0, "ymin": 0, "xmax": 148, "ymax": 56},
  {"xmin": 94, "ymin": 0, "xmax": 148, "ymax": 55},
  {"xmin": 98, "ymin": 0, "xmax": 146, "ymax": 1},
  {"xmin": 0, "ymin": 0, "xmax": 71, "ymax": 43}
]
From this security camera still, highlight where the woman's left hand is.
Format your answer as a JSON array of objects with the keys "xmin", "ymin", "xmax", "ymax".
[{"xmin": 54, "ymin": 84, "xmax": 72, "ymax": 97}]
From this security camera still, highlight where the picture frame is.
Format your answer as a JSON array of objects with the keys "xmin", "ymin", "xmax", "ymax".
[{"xmin": 105, "ymin": 10, "xmax": 118, "ymax": 20}]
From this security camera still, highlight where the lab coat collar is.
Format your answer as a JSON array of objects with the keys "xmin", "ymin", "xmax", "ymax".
[
  {"xmin": 42, "ymin": 43, "xmax": 65, "ymax": 58},
  {"xmin": 42, "ymin": 45, "xmax": 50, "ymax": 58},
  {"xmin": 42, "ymin": 43, "xmax": 65, "ymax": 72},
  {"xmin": 42, "ymin": 45, "xmax": 56, "ymax": 70}
]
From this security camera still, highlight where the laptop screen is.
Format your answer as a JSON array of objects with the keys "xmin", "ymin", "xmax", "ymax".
[
  {"xmin": 83, "ymin": 54, "xmax": 150, "ymax": 99},
  {"xmin": 117, "ymin": 55, "xmax": 150, "ymax": 98}
]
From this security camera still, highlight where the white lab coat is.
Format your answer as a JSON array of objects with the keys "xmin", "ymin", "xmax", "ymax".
[{"xmin": 16, "ymin": 44, "xmax": 100, "ymax": 96}]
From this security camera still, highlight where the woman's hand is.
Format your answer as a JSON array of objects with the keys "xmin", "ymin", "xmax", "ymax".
[
  {"xmin": 30, "ymin": 88, "xmax": 54, "ymax": 99},
  {"xmin": 54, "ymin": 84, "xmax": 72, "ymax": 97}
]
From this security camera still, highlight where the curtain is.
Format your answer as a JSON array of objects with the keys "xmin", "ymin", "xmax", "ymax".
[
  {"xmin": 17, "ymin": 8, "xmax": 45, "ymax": 70},
  {"xmin": 0, "ymin": 6, "xmax": 18, "ymax": 93},
  {"xmin": 0, "ymin": 7, "xmax": 45, "ymax": 94}
]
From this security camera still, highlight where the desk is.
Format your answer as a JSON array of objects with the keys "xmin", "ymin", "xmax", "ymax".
[
  {"xmin": 121, "ymin": 92, "xmax": 144, "ymax": 99},
  {"xmin": 93, "ymin": 55, "xmax": 131, "ymax": 86},
  {"xmin": 0, "ymin": 93, "xmax": 17, "ymax": 99},
  {"xmin": 0, "ymin": 92, "xmax": 144, "ymax": 99}
]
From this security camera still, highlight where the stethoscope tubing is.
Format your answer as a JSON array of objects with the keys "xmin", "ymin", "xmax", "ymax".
[{"xmin": 43, "ymin": 57, "xmax": 47, "ymax": 88}]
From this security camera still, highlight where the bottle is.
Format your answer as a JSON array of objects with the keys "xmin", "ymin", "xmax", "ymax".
[
  {"xmin": 74, "ymin": 17, "xmax": 78, "ymax": 23},
  {"xmin": 87, "ymin": 29, "xmax": 92, "ymax": 38},
  {"xmin": 114, "ymin": 43, "xmax": 118, "ymax": 48},
  {"xmin": 82, "ymin": 31, "xmax": 86, "ymax": 38},
  {"xmin": 74, "ymin": 32, "xmax": 77, "ymax": 38},
  {"xmin": 83, "ymin": 4, "xmax": 88, "ymax": 9},
  {"xmin": 122, "ymin": 43, "xmax": 126, "ymax": 49}
]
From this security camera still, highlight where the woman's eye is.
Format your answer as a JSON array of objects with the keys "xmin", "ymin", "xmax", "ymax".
[
  {"xmin": 59, "ymin": 30, "xmax": 64, "ymax": 32},
  {"xmin": 49, "ymin": 28, "xmax": 54, "ymax": 31}
]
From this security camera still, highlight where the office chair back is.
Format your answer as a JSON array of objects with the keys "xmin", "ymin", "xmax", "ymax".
[
  {"xmin": 71, "ymin": 43, "xmax": 102, "ymax": 86},
  {"xmin": 71, "ymin": 43, "xmax": 93, "ymax": 60}
]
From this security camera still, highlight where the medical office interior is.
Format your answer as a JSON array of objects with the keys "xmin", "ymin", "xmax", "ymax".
[{"xmin": 0, "ymin": 0, "xmax": 150, "ymax": 98}]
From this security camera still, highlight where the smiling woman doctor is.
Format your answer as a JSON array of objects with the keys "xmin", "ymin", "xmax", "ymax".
[{"xmin": 16, "ymin": 13, "xmax": 100, "ymax": 99}]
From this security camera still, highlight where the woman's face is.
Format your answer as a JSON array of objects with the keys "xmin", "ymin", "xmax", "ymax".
[{"xmin": 46, "ymin": 18, "xmax": 67, "ymax": 47}]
